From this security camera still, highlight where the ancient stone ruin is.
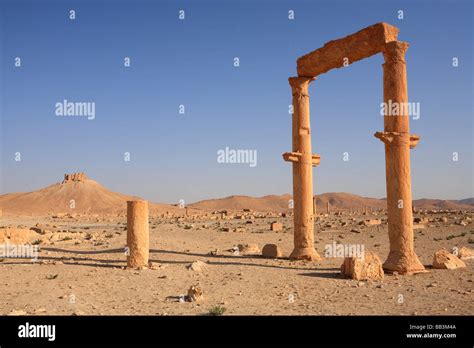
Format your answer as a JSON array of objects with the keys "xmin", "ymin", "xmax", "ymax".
[
  {"xmin": 126, "ymin": 200, "xmax": 150, "ymax": 268},
  {"xmin": 62, "ymin": 172, "xmax": 88, "ymax": 183},
  {"xmin": 283, "ymin": 22, "xmax": 425, "ymax": 274}
]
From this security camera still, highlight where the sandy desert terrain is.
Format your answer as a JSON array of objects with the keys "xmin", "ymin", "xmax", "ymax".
[{"xmin": 0, "ymin": 174, "xmax": 472, "ymax": 316}]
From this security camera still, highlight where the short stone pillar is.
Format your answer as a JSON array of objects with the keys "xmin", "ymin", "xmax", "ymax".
[
  {"xmin": 126, "ymin": 200, "xmax": 149, "ymax": 268},
  {"xmin": 375, "ymin": 41, "xmax": 425, "ymax": 274},
  {"xmin": 283, "ymin": 77, "xmax": 321, "ymax": 261}
]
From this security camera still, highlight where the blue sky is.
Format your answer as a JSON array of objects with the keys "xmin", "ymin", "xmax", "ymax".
[{"xmin": 0, "ymin": 0, "xmax": 472, "ymax": 203}]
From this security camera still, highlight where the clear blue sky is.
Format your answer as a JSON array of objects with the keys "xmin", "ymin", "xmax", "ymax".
[{"xmin": 0, "ymin": 0, "xmax": 472, "ymax": 203}]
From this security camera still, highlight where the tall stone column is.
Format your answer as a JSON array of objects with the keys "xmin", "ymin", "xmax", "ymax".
[
  {"xmin": 283, "ymin": 77, "xmax": 321, "ymax": 261},
  {"xmin": 126, "ymin": 200, "xmax": 150, "ymax": 268},
  {"xmin": 375, "ymin": 41, "xmax": 425, "ymax": 274}
]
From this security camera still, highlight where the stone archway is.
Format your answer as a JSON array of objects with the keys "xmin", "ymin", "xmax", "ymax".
[{"xmin": 283, "ymin": 23, "xmax": 425, "ymax": 275}]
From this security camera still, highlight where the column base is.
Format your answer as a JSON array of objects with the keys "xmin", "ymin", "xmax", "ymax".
[
  {"xmin": 127, "ymin": 257, "xmax": 148, "ymax": 269},
  {"xmin": 289, "ymin": 247, "xmax": 321, "ymax": 261},
  {"xmin": 383, "ymin": 251, "xmax": 426, "ymax": 275}
]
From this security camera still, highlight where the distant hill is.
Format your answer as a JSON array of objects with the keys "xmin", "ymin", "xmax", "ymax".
[
  {"xmin": 314, "ymin": 193, "xmax": 386, "ymax": 211},
  {"xmin": 0, "ymin": 173, "xmax": 182, "ymax": 216},
  {"xmin": 0, "ymin": 173, "xmax": 472, "ymax": 215},
  {"xmin": 458, "ymin": 198, "xmax": 474, "ymax": 206},
  {"xmin": 190, "ymin": 193, "xmax": 474, "ymax": 212},
  {"xmin": 411, "ymin": 198, "xmax": 474, "ymax": 211},
  {"xmin": 189, "ymin": 192, "xmax": 387, "ymax": 212},
  {"xmin": 189, "ymin": 194, "xmax": 294, "ymax": 212}
]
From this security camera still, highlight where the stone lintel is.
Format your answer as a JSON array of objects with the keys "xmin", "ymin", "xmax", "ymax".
[
  {"xmin": 297, "ymin": 22, "xmax": 399, "ymax": 77},
  {"xmin": 282, "ymin": 152, "xmax": 321, "ymax": 166}
]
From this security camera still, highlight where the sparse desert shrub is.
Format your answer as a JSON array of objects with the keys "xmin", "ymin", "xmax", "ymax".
[
  {"xmin": 208, "ymin": 305, "xmax": 226, "ymax": 316},
  {"xmin": 31, "ymin": 239, "xmax": 42, "ymax": 245}
]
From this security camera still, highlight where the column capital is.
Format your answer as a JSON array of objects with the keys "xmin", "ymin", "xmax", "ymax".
[
  {"xmin": 289, "ymin": 76, "xmax": 316, "ymax": 98},
  {"xmin": 382, "ymin": 41, "xmax": 409, "ymax": 64},
  {"xmin": 374, "ymin": 131, "xmax": 420, "ymax": 149}
]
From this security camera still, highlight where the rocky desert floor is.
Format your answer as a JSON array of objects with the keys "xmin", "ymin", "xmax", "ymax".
[{"xmin": 0, "ymin": 210, "xmax": 473, "ymax": 316}]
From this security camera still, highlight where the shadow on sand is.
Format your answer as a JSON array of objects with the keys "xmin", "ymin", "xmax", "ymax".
[{"xmin": 2, "ymin": 247, "xmax": 325, "ymax": 272}]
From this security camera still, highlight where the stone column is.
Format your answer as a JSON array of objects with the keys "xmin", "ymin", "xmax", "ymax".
[
  {"xmin": 283, "ymin": 77, "xmax": 321, "ymax": 261},
  {"xmin": 375, "ymin": 41, "xmax": 425, "ymax": 274},
  {"xmin": 126, "ymin": 200, "xmax": 149, "ymax": 268}
]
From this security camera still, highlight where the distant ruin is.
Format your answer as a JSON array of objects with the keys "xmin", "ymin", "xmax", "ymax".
[{"xmin": 62, "ymin": 172, "xmax": 88, "ymax": 183}]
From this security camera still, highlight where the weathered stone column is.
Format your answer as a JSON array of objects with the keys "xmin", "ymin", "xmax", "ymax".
[
  {"xmin": 126, "ymin": 200, "xmax": 149, "ymax": 268},
  {"xmin": 283, "ymin": 77, "xmax": 321, "ymax": 261},
  {"xmin": 375, "ymin": 41, "xmax": 425, "ymax": 274}
]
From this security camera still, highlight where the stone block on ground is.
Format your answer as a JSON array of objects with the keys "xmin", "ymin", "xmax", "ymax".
[
  {"xmin": 340, "ymin": 251, "xmax": 384, "ymax": 280},
  {"xmin": 262, "ymin": 244, "xmax": 283, "ymax": 259},
  {"xmin": 432, "ymin": 249, "xmax": 466, "ymax": 269}
]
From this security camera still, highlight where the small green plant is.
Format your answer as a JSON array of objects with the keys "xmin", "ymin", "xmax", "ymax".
[
  {"xmin": 208, "ymin": 305, "xmax": 226, "ymax": 316},
  {"xmin": 446, "ymin": 235, "xmax": 455, "ymax": 240},
  {"xmin": 31, "ymin": 239, "xmax": 42, "ymax": 245},
  {"xmin": 84, "ymin": 233, "xmax": 93, "ymax": 240},
  {"xmin": 105, "ymin": 233, "xmax": 114, "ymax": 238},
  {"xmin": 62, "ymin": 236, "xmax": 73, "ymax": 241}
]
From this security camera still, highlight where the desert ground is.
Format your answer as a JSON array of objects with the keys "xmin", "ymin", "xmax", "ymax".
[{"xmin": 1, "ymin": 207, "xmax": 472, "ymax": 316}]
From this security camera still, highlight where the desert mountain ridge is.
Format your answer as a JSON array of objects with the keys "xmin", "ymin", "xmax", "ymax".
[
  {"xmin": 0, "ymin": 173, "xmax": 183, "ymax": 215},
  {"xmin": 189, "ymin": 193, "xmax": 474, "ymax": 212},
  {"xmin": 0, "ymin": 173, "xmax": 472, "ymax": 215}
]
